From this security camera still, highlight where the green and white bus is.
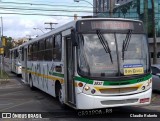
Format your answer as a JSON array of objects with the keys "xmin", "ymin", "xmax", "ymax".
[{"xmin": 20, "ymin": 18, "xmax": 152, "ymax": 109}]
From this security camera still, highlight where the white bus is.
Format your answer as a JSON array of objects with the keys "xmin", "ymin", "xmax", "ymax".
[
  {"xmin": 9, "ymin": 46, "xmax": 22, "ymax": 75},
  {"xmin": 20, "ymin": 18, "xmax": 152, "ymax": 109}
]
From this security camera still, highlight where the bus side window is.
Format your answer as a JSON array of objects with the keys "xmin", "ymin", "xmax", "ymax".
[
  {"xmin": 45, "ymin": 37, "xmax": 53, "ymax": 61},
  {"xmin": 28, "ymin": 45, "xmax": 32, "ymax": 61},
  {"xmin": 22, "ymin": 47, "xmax": 24, "ymax": 61},
  {"xmin": 39, "ymin": 39, "xmax": 45, "ymax": 60},
  {"xmin": 53, "ymin": 34, "xmax": 62, "ymax": 61},
  {"xmin": 32, "ymin": 42, "xmax": 38, "ymax": 61}
]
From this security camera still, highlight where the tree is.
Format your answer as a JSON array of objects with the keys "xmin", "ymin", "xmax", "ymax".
[{"xmin": 4, "ymin": 38, "xmax": 13, "ymax": 57}]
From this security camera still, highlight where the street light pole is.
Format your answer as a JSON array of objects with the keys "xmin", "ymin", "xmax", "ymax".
[
  {"xmin": 74, "ymin": 0, "xmax": 106, "ymax": 17},
  {"xmin": 151, "ymin": 0, "xmax": 157, "ymax": 64},
  {"xmin": 1, "ymin": 17, "xmax": 3, "ymax": 37},
  {"xmin": 33, "ymin": 28, "xmax": 45, "ymax": 33}
]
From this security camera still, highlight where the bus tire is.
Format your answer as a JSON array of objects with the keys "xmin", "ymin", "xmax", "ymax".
[
  {"xmin": 56, "ymin": 82, "xmax": 66, "ymax": 108},
  {"xmin": 29, "ymin": 76, "xmax": 35, "ymax": 90}
]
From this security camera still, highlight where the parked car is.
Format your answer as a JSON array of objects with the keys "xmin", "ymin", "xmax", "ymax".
[{"xmin": 151, "ymin": 64, "xmax": 160, "ymax": 91}]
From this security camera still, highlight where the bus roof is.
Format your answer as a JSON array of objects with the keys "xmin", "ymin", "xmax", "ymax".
[{"xmin": 77, "ymin": 18, "xmax": 143, "ymax": 23}]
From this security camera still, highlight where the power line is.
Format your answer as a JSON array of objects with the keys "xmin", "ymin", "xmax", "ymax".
[
  {"xmin": 0, "ymin": 6, "xmax": 93, "ymax": 13},
  {"xmin": 22, "ymin": 0, "xmax": 87, "ymax": 5},
  {"xmin": 0, "ymin": 12, "xmax": 86, "ymax": 17},
  {"xmin": 0, "ymin": 1, "xmax": 93, "ymax": 8}
]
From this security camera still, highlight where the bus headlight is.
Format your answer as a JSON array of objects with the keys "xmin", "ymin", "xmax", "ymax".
[
  {"xmin": 84, "ymin": 86, "xmax": 90, "ymax": 91},
  {"xmin": 140, "ymin": 79, "xmax": 152, "ymax": 91}
]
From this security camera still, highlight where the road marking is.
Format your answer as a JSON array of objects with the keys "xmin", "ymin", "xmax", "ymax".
[
  {"xmin": 0, "ymin": 100, "xmax": 33, "ymax": 111},
  {"xmin": 0, "ymin": 103, "xmax": 13, "ymax": 105}
]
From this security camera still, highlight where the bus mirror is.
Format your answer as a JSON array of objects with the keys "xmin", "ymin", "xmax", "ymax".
[{"xmin": 71, "ymin": 29, "xmax": 78, "ymax": 46}]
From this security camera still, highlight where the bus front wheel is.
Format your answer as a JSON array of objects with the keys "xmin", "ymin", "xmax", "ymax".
[
  {"xmin": 56, "ymin": 82, "xmax": 65, "ymax": 108},
  {"xmin": 29, "ymin": 76, "xmax": 35, "ymax": 90}
]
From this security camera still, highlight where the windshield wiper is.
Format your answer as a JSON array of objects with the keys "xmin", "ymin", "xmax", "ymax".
[
  {"xmin": 122, "ymin": 29, "xmax": 132, "ymax": 61},
  {"xmin": 96, "ymin": 30, "xmax": 113, "ymax": 63}
]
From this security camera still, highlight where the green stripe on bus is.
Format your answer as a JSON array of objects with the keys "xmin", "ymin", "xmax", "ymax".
[
  {"xmin": 74, "ymin": 74, "xmax": 151, "ymax": 86},
  {"xmin": 74, "ymin": 76, "xmax": 93, "ymax": 84},
  {"xmin": 103, "ymin": 74, "xmax": 151, "ymax": 85},
  {"xmin": 49, "ymin": 71, "xmax": 64, "ymax": 78}
]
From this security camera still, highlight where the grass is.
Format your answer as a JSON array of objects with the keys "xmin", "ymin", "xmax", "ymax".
[{"xmin": 0, "ymin": 69, "xmax": 9, "ymax": 79}]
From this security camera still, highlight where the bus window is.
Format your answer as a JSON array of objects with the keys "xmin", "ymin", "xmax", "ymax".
[
  {"xmin": 38, "ymin": 39, "xmax": 45, "ymax": 60},
  {"xmin": 22, "ymin": 47, "xmax": 24, "ymax": 61},
  {"xmin": 28, "ymin": 45, "xmax": 32, "ymax": 61},
  {"xmin": 45, "ymin": 37, "xmax": 53, "ymax": 61},
  {"xmin": 53, "ymin": 34, "xmax": 62, "ymax": 61}
]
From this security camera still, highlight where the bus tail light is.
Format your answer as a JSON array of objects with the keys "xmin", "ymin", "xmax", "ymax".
[{"xmin": 140, "ymin": 98, "xmax": 150, "ymax": 103}]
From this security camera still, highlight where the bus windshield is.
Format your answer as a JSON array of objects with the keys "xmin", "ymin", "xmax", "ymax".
[{"xmin": 77, "ymin": 32, "xmax": 150, "ymax": 78}]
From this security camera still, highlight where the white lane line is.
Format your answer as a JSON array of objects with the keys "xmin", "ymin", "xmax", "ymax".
[{"xmin": 0, "ymin": 103, "xmax": 13, "ymax": 105}]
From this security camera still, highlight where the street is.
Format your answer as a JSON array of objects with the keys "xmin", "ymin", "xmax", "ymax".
[{"xmin": 0, "ymin": 61, "xmax": 160, "ymax": 121}]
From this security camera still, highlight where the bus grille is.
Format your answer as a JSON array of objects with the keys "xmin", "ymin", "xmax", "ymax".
[
  {"xmin": 99, "ymin": 87, "xmax": 138, "ymax": 94},
  {"xmin": 101, "ymin": 99, "xmax": 138, "ymax": 105}
]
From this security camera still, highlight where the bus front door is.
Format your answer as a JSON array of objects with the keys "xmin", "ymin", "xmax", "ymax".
[{"xmin": 65, "ymin": 36, "xmax": 76, "ymax": 105}]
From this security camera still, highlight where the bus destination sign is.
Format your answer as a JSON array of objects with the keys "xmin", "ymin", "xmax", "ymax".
[
  {"xmin": 91, "ymin": 21, "xmax": 134, "ymax": 30},
  {"xmin": 77, "ymin": 20, "xmax": 144, "ymax": 33}
]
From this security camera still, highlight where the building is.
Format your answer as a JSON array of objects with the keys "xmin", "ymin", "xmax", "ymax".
[{"xmin": 93, "ymin": 0, "xmax": 160, "ymax": 62}]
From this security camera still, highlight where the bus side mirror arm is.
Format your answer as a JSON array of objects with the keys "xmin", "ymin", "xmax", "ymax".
[{"xmin": 71, "ymin": 29, "xmax": 78, "ymax": 46}]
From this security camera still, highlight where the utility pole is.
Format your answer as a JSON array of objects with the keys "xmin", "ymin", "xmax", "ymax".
[
  {"xmin": 45, "ymin": 22, "xmax": 58, "ymax": 30},
  {"xmin": 1, "ymin": 17, "xmax": 3, "ymax": 36},
  {"xmin": 144, "ymin": 0, "xmax": 148, "ymax": 34},
  {"xmin": 109, "ymin": 0, "xmax": 115, "ymax": 18},
  {"xmin": 0, "ymin": 16, "xmax": 4, "ymax": 75},
  {"xmin": 74, "ymin": 14, "xmax": 78, "ymax": 20},
  {"xmin": 151, "ymin": 0, "xmax": 157, "ymax": 64}
]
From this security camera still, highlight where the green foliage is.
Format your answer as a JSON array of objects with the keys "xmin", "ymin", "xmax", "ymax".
[
  {"xmin": 3, "ymin": 36, "xmax": 13, "ymax": 57},
  {"xmin": 7, "ymin": 37, "xmax": 12, "ymax": 41}
]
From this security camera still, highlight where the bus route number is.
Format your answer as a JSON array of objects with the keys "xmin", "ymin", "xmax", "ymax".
[{"xmin": 93, "ymin": 81, "xmax": 104, "ymax": 86}]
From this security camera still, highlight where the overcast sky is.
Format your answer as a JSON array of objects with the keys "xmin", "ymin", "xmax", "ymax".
[{"xmin": 0, "ymin": 0, "xmax": 93, "ymax": 39}]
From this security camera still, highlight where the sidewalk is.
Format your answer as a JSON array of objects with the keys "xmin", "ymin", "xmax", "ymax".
[{"xmin": 0, "ymin": 78, "xmax": 22, "ymax": 89}]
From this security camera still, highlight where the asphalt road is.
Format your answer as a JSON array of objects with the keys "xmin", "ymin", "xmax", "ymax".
[{"xmin": 0, "ymin": 62, "xmax": 160, "ymax": 121}]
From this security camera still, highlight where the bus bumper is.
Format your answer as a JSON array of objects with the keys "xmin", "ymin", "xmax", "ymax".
[{"xmin": 76, "ymin": 88, "xmax": 152, "ymax": 109}]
